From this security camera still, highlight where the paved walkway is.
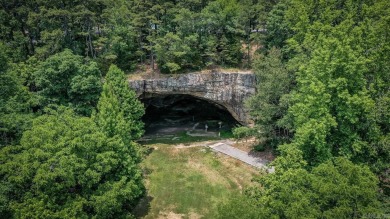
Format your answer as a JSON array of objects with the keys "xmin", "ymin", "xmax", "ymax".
[{"xmin": 209, "ymin": 142, "xmax": 274, "ymax": 173}]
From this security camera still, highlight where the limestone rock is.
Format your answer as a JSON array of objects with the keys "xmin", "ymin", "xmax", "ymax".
[{"xmin": 129, "ymin": 72, "xmax": 256, "ymax": 124}]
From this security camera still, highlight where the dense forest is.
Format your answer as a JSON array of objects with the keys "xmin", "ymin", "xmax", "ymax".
[{"xmin": 0, "ymin": 0, "xmax": 389, "ymax": 218}]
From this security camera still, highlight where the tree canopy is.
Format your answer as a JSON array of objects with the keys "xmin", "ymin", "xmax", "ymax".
[
  {"xmin": 234, "ymin": 0, "xmax": 389, "ymax": 216},
  {"xmin": 0, "ymin": 107, "xmax": 144, "ymax": 218},
  {"xmin": 0, "ymin": 0, "xmax": 276, "ymax": 73},
  {"xmin": 34, "ymin": 49, "xmax": 102, "ymax": 116},
  {"xmin": 0, "ymin": 0, "xmax": 388, "ymax": 217},
  {"xmin": 219, "ymin": 155, "xmax": 381, "ymax": 219}
]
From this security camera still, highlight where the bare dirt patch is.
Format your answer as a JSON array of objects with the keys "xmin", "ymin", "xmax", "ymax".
[
  {"xmin": 157, "ymin": 211, "xmax": 185, "ymax": 219},
  {"xmin": 156, "ymin": 210, "xmax": 203, "ymax": 219},
  {"xmin": 188, "ymin": 211, "xmax": 203, "ymax": 219},
  {"xmin": 232, "ymin": 138, "xmax": 275, "ymax": 161}
]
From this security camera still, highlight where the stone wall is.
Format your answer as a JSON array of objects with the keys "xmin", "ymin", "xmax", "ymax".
[{"xmin": 129, "ymin": 72, "xmax": 256, "ymax": 124}]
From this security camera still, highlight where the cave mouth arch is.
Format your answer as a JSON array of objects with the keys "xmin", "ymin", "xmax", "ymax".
[{"xmin": 141, "ymin": 94, "xmax": 239, "ymax": 136}]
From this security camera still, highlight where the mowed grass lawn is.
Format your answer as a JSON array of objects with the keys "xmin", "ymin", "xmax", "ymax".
[{"xmin": 134, "ymin": 142, "xmax": 261, "ymax": 219}]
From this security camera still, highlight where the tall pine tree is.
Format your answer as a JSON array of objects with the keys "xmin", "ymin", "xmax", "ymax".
[{"xmin": 95, "ymin": 65, "xmax": 144, "ymax": 160}]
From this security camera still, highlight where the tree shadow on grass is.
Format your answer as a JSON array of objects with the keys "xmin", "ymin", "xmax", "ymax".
[{"xmin": 132, "ymin": 193, "xmax": 154, "ymax": 218}]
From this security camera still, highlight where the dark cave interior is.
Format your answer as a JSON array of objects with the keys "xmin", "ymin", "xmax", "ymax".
[{"xmin": 141, "ymin": 94, "xmax": 239, "ymax": 136}]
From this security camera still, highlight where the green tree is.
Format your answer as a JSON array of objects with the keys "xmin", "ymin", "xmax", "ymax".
[
  {"xmin": 28, "ymin": 0, "xmax": 107, "ymax": 59},
  {"xmin": 0, "ymin": 107, "xmax": 144, "ymax": 218},
  {"xmin": 363, "ymin": 0, "xmax": 390, "ymax": 175},
  {"xmin": 0, "ymin": 0, "xmax": 38, "ymax": 61},
  {"xmin": 264, "ymin": 0, "xmax": 292, "ymax": 52},
  {"xmin": 311, "ymin": 158, "xmax": 380, "ymax": 218},
  {"xmin": 34, "ymin": 49, "xmax": 102, "ymax": 116},
  {"xmin": 0, "ymin": 43, "xmax": 35, "ymax": 147},
  {"xmin": 155, "ymin": 32, "xmax": 199, "ymax": 73},
  {"xmin": 265, "ymin": 0, "xmax": 390, "ymax": 170},
  {"xmin": 0, "ymin": 0, "xmax": 109, "ymax": 60},
  {"xmin": 238, "ymin": 0, "xmax": 279, "ymax": 65},
  {"xmin": 200, "ymin": 0, "xmax": 243, "ymax": 67},
  {"xmin": 246, "ymin": 47, "xmax": 293, "ymax": 148},
  {"xmin": 99, "ymin": 0, "xmax": 143, "ymax": 72},
  {"xmin": 95, "ymin": 65, "xmax": 144, "ymax": 157},
  {"xmin": 218, "ymin": 154, "xmax": 381, "ymax": 218}
]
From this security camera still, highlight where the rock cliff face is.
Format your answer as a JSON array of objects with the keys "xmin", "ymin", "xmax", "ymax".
[{"xmin": 129, "ymin": 72, "xmax": 256, "ymax": 124}]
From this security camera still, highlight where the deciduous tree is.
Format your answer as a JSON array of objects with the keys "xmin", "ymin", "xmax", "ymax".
[
  {"xmin": 246, "ymin": 47, "xmax": 293, "ymax": 148},
  {"xmin": 34, "ymin": 49, "xmax": 102, "ymax": 116},
  {"xmin": 0, "ymin": 107, "xmax": 144, "ymax": 218},
  {"xmin": 218, "ymin": 154, "xmax": 381, "ymax": 218}
]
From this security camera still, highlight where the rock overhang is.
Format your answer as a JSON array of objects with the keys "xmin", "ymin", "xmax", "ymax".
[{"xmin": 129, "ymin": 72, "xmax": 256, "ymax": 125}]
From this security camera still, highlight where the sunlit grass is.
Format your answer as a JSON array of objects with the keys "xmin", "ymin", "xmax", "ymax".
[{"xmin": 135, "ymin": 143, "xmax": 260, "ymax": 218}]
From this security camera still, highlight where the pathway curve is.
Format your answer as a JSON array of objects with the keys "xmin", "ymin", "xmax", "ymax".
[
  {"xmin": 174, "ymin": 139, "xmax": 274, "ymax": 172},
  {"xmin": 209, "ymin": 141, "xmax": 274, "ymax": 173}
]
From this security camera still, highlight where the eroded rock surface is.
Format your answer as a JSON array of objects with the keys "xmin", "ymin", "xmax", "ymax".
[{"xmin": 129, "ymin": 72, "xmax": 256, "ymax": 124}]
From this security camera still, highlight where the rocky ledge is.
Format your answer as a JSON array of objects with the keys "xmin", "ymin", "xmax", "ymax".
[{"xmin": 129, "ymin": 72, "xmax": 256, "ymax": 124}]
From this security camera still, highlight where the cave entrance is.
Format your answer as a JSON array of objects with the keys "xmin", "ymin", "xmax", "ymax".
[{"xmin": 141, "ymin": 94, "xmax": 239, "ymax": 139}]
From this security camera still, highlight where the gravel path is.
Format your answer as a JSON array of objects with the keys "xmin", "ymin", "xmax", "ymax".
[{"xmin": 209, "ymin": 142, "xmax": 274, "ymax": 173}]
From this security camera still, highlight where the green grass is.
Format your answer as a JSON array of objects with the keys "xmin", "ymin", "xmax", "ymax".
[{"xmin": 135, "ymin": 143, "xmax": 260, "ymax": 218}]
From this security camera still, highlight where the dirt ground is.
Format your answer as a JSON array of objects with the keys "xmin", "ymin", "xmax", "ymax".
[{"xmin": 231, "ymin": 137, "xmax": 275, "ymax": 162}]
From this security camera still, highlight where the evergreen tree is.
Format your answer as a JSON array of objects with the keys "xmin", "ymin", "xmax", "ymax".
[
  {"xmin": 200, "ymin": 0, "xmax": 243, "ymax": 67},
  {"xmin": 264, "ymin": 0, "xmax": 292, "ymax": 52},
  {"xmin": 95, "ymin": 65, "xmax": 144, "ymax": 162}
]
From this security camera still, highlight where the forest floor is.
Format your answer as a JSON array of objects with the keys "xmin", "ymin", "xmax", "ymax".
[{"xmin": 134, "ymin": 138, "xmax": 272, "ymax": 219}]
